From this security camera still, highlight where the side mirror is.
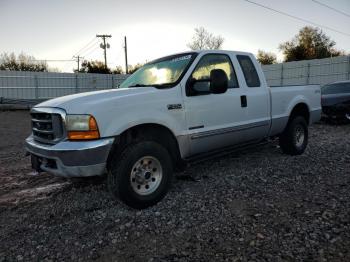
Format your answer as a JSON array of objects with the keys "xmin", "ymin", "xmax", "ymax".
[{"xmin": 210, "ymin": 69, "xmax": 228, "ymax": 94}]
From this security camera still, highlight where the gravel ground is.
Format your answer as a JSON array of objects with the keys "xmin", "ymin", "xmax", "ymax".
[{"xmin": 0, "ymin": 110, "xmax": 349, "ymax": 261}]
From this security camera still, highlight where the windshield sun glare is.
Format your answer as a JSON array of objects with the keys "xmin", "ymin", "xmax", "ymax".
[{"xmin": 120, "ymin": 53, "xmax": 195, "ymax": 88}]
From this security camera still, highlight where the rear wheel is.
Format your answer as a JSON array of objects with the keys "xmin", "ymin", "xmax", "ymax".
[
  {"xmin": 108, "ymin": 141, "xmax": 173, "ymax": 209},
  {"xmin": 279, "ymin": 116, "xmax": 308, "ymax": 155}
]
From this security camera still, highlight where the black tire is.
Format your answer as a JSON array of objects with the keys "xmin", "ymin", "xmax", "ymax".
[
  {"xmin": 279, "ymin": 116, "xmax": 308, "ymax": 155},
  {"xmin": 107, "ymin": 141, "xmax": 173, "ymax": 209}
]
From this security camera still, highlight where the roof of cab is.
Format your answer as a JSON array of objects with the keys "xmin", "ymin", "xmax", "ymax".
[{"xmin": 195, "ymin": 49, "xmax": 253, "ymax": 56}]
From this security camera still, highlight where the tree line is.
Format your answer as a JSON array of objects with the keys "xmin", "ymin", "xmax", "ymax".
[
  {"xmin": 0, "ymin": 53, "xmax": 143, "ymax": 74},
  {"xmin": 74, "ymin": 61, "xmax": 142, "ymax": 74},
  {"xmin": 257, "ymin": 26, "xmax": 345, "ymax": 65},
  {"xmin": 0, "ymin": 26, "xmax": 347, "ymax": 73},
  {"xmin": 188, "ymin": 26, "xmax": 346, "ymax": 65}
]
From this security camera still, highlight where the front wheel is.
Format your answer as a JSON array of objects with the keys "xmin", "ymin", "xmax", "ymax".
[
  {"xmin": 108, "ymin": 141, "xmax": 173, "ymax": 209},
  {"xmin": 279, "ymin": 116, "xmax": 308, "ymax": 155}
]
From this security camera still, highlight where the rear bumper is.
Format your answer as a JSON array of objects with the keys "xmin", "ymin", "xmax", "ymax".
[{"xmin": 25, "ymin": 135, "xmax": 114, "ymax": 177}]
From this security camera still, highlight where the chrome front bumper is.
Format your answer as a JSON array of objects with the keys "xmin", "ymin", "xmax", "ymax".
[{"xmin": 25, "ymin": 135, "xmax": 114, "ymax": 177}]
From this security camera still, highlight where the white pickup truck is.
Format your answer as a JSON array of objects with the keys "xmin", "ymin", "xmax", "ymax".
[{"xmin": 25, "ymin": 50, "xmax": 321, "ymax": 208}]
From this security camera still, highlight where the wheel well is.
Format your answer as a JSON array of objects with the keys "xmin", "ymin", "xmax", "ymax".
[
  {"xmin": 289, "ymin": 103, "xmax": 310, "ymax": 124},
  {"xmin": 106, "ymin": 124, "xmax": 183, "ymax": 171}
]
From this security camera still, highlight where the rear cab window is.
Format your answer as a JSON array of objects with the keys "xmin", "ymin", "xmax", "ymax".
[{"xmin": 237, "ymin": 55, "xmax": 261, "ymax": 87}]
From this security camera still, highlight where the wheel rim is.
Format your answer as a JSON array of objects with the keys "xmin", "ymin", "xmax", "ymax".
[
  {"xmin": 295, "ymin": 125, "xmax": 305, "ymax": 148},
  {"xmin": 130, "ymin": 156, "xmax": 163, "ymax": 196}
]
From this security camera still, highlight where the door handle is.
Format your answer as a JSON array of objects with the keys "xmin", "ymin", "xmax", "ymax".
[{"xmin": 240, "ymin": 95, "xmax": 247, "ymax": 108}]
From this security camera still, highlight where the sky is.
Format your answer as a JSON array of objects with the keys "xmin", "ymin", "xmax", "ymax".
[{"xmin": 0, "ymin": 0, "xmax": 349, "ymax": 72}]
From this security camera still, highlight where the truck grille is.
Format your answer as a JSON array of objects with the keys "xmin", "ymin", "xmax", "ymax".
[{"xmin": 31, "ymin": 111, "xmax": 64, "ymax": 144}]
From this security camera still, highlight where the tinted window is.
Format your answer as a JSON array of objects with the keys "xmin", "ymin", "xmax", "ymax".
[
  {"xmin": 190, "ymin": 54, "xmax": 239, "ymax": 93},
  {"xmin": 237, "ymin": 55, "xmax": 261, "ymax": 87},
  {"xmin": 322, "ymin": 82, "xmax": 350, "ymax": 95}
]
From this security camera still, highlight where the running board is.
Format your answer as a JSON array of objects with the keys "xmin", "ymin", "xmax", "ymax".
[{"xmin": 184, "ymin": 139, "xmax": 274, "ymax": 165}]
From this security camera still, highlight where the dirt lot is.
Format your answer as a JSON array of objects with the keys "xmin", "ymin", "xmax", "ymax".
[{"xmin": 0, "ymin": 110, "xmax": 349, "ymax": 261}]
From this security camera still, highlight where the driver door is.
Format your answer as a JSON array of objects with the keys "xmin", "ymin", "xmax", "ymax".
[{"xmin": 183, "ymin": 53, "xmax": 248, "ymax": 156}]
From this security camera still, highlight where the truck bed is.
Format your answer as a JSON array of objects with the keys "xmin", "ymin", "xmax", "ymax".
[{"xmin": 269, "ymin": 85, "xmax": 321, "ymax": 136}]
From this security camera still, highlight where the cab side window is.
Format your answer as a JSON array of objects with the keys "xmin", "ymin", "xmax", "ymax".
[
  {"xmin": 237, "ymin": 55, "xmax": 261, "ymax": 87},
  {"xmin": 188, "ymin": 54, "xmax": 238, "ymax": 95}
]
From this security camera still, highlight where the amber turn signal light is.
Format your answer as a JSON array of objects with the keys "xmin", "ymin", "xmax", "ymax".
[{"xmin": 67, "ymin": 116, "xmax": 100, "ymax": 140}]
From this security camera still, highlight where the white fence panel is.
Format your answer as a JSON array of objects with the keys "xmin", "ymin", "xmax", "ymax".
[
  {"xmin": 262, "ymin": 63, "xmax": 282, "ymax": 87},
  {"xmin": 0, "ymin": 71, "xmax": 129, "ymax": 100},
  {"xmin": 3, "ymin": 56, "xmax": 350, "ymax": 101},
  {"xmin": 262, "ymin": 56, "xmax": 350, "ymax": 87}
]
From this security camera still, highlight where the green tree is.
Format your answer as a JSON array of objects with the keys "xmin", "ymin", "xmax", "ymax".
[
  {"xmin": 0, "ymin": 52, "xmax": 48, "ymax": 72},
  {"xmin": 78, "ymin": 60, "xmax": 111, "ymax": 74},
  {"xmin": 279, "ymin": 26, "xmax": 344, "ymax": 62},
  {"xmin": 187, "ymin": 27, "xmax": 224, "ymax": 50},
  {"xmin": 257, "ymin": 50, "xmax": 277, "ymax": 65}
]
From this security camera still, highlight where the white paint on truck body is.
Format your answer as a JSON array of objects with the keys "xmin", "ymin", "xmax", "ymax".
[{"xmin": 29, "ymin": 50, "xmax": 321, "ymax": 176}]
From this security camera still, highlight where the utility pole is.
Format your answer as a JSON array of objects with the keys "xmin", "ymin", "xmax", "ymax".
[
  {"xmin": 96, "ymin": 34, "xmax": 112, "ymax": 69},
  {"xmin": 124, "ymin": 36, "xmax": 128, "ymax": 74},
  {"xmin": 73, "ymin": 55, "xmax": 83, "ymax": 71}
]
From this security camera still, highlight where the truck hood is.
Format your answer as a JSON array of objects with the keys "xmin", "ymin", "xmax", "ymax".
[{"xmin": 35, "ymin": 87, "xmax": 156, "ymax": 113}]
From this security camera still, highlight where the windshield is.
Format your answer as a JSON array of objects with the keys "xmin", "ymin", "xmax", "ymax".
[{"xmin": 120, "ymin": 53, "xmax": 196, "ymax": 88}]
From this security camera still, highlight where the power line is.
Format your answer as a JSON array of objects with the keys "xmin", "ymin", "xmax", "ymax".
[
  {"xmin": 243, "ymin": 0, "xmax": 350, "ymax": 37},
  {"xmin": 83, "ymin": 45, "xmax": 100, "ymax": 58},
  {"xmin": 73, "ymin": 37, "xmax": 98, "ymax": 56},
  {"xmin": 42, "ymin": 59, "xmax": 74, "ymax": 61},
  {"xmin": 78, "ymin": 42, "xmax": 100, "ymax": 57},
  {"xmin": 311, "ymin": 0, "xmax": 350, "ymax": 18}
]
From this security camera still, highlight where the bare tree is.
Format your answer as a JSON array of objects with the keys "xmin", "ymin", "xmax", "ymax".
[
  {"xmin": 0, "ymin": 52, "xmax": 48, "ymax": 72},
  {"xmin": 187, "ymin": 27, "xmax": 224, "ymax": 50}
]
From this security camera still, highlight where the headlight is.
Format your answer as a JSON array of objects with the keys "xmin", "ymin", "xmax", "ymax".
[{"xmin": 66, "ymin": 115, "xmax": 100, "ymax": 140}]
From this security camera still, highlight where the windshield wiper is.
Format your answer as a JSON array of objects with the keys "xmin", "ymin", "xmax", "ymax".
[
  {"xmin": 128, "ymin": 83, "xmax": 173, "ymax": 88},
  {"xmin": 128, "ymin": 84, "xmax": 150, "ymax": 88},
  {"xmin": 152, "ymin": 83, "xmax": 173, "ymax": 89}
]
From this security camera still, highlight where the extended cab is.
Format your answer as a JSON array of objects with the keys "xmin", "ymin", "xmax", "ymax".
[{"xmin": 25, "ymin": 50, "xmax": 321, "ymax": 208}]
